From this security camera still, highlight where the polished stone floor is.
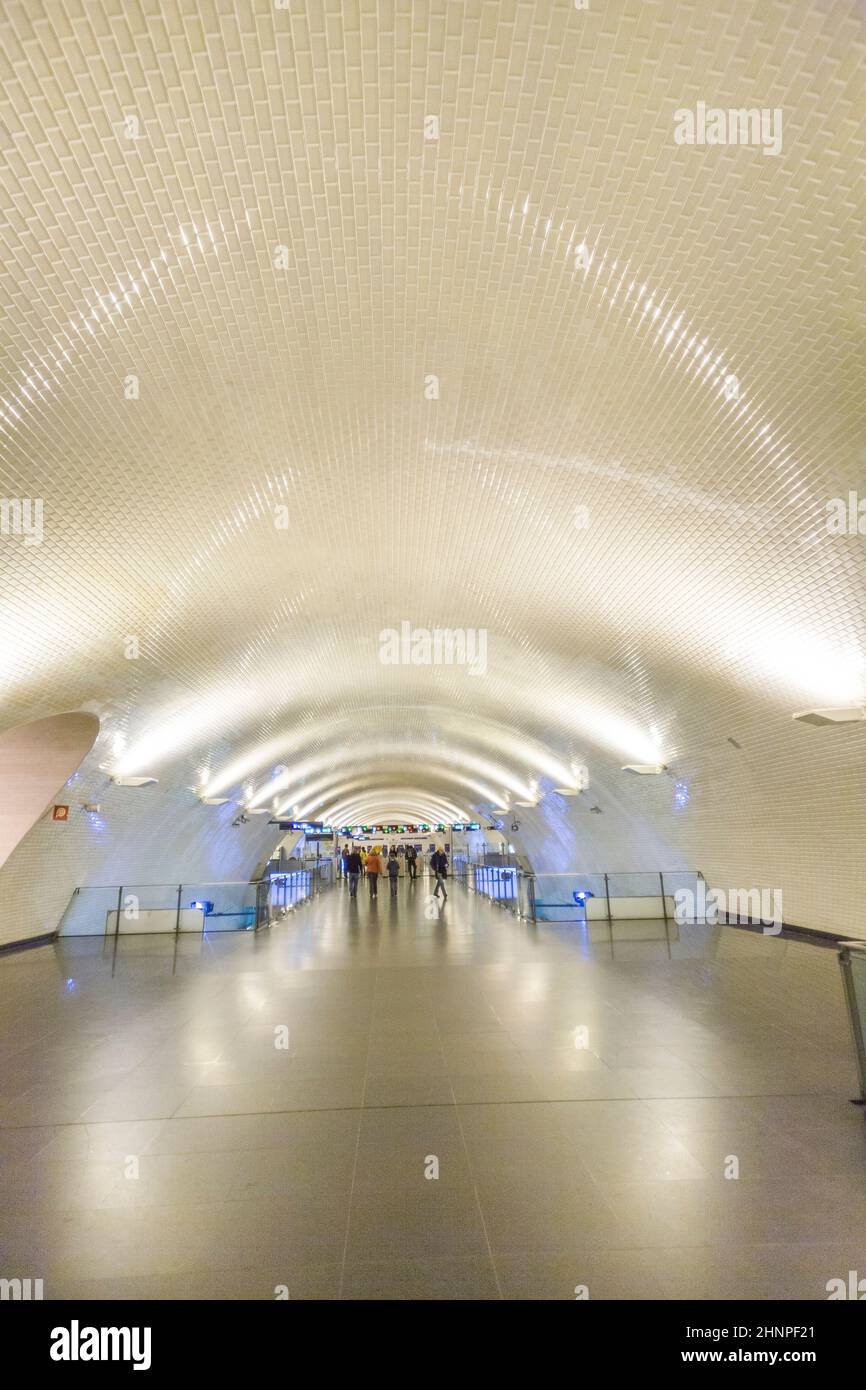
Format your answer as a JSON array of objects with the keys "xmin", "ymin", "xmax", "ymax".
[{"xmin": 1, "ymin": 875, "xmax": 864, "ymax": 1300}]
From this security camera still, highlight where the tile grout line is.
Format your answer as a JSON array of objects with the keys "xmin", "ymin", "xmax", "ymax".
[
  {"xmin": 0, "ymin": 1084, "xmax": 851, "ymax": 1132},
  {"xmin": 430, "ymin": 996, "xmax": 506, "ymax": 1300}
]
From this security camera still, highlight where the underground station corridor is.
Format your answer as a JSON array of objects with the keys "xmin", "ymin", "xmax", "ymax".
[
  {"xmin": 0, "ymin": 0, "xmax": 865, "ymax": 1361},
  {"xmin": 1, "ymin": 872, "xmax": 864, "ymax": 1306}
]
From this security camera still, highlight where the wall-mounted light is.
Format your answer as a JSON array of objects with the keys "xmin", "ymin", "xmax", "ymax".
[
  {"xmin": 621, "ymin": 764, "xmax": 667, "ymax": 775},
  {"xmin": 792, "ymin": 707, "xmax": 866, "ymax": 726},
  {"xmin": 108, "ymin": 775, "xmax": 158, "ymax": 787}
]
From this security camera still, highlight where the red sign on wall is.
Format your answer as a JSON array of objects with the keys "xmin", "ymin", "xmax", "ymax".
[{"xmin": 52, "ymin": 805, "xmax": 69, "ymax": 821}]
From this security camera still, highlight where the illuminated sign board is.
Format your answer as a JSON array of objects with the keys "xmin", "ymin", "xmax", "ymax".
[{"xmin": 336, "ymin": 821, "xmax": 475, "ymax": 834}]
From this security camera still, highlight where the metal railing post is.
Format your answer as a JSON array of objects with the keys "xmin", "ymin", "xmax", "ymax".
[
  {"xmin": 604, "ymin": 872, "xmax": 613, "ymax": 925},
  {"xmin": 659, "ymin": 871, "xmax": 669, "ymax": 922},
  {"xmin": 175, "ymin": 883, "xmax": 183, "ymax": 938}
]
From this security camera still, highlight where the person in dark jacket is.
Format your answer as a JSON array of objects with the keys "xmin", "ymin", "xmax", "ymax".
[
  {"xmin": 431, "ymin": 846, "xmax": 448, "ymax": 900},
  {"xmin": 346, "ymin": 849, "xmax": 362, "ymax": 898},
  {"xmin": 387, "ymin": 851, "xmax": 400, "ymax": 896},
  {"xmin": 405, "ymin": 844, "xmax": 418, "ymax": 880}
]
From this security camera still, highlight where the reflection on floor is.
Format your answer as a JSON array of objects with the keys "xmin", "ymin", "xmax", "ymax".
[{"xmin": 1, "ymin": 876, "xmax": 863, "ymax": 1300}]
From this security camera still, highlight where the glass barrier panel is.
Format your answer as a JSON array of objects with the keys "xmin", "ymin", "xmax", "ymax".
[
  {"xmin": 270, "ymin": 871, "xmax": 313, "ymax": 910},
  {"xmin": 57, "ymin": 886, "xmax": 128, "ymax": 937},
  {"xmin": 183, "ymin": 882, "xmax": 258, "ymax": 932},
  {"xmin": 106, "ymin": 883, "xmax": 183, "ymax": 935},
  {"xmin": 606, "ymin": 872, "xmax": 664, "ymax": 920},
  {"xmin": 849, "ymin": 951, "xmax": 866, "ymax": 1027},
  {"xmin": 660, "ymin": 871, "xmax": 702, "ymax": 923},
  {"xmin": 531, "ymin": 873, "xmax": 607, "ymax": 922},
  {"xmin": 839, "ymin": 944, "xmax": 866, "ymax": 1102}
]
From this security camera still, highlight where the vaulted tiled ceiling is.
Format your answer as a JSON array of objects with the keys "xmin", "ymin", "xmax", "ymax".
[{"xmin": 0, "ymin": 0, "xmax": 864, "ymax": 830}]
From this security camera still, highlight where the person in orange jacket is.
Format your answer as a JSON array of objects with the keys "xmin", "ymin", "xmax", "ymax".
[{"xmin": 365, "ymin": 847, "xmax": 382, "ymax": 899}]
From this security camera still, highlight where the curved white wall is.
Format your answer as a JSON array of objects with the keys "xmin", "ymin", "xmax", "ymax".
[
  {"xmin": 0, "ymin": 719, "xmax": 279, "ymax": 950},
  {"xmin": 0, "ymin": 712, "xmax": 100, "ymax": 870}
]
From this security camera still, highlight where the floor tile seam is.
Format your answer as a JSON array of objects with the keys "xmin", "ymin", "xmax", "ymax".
[
  {"xmin": 430, "ymin": 993, "xmax": 506, "ymax": 1301},
  {"xmin": 337, "ymin": 951, "xmax": 382, "ymax": 1300},
  {"xmin": 0, "ymin": 1085, "xmax": 849, "ymax": 1135}
]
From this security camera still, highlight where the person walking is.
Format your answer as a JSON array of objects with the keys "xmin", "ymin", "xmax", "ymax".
[
  {"xmin": 346, "ymin": 848, "xmax": 362, "ymax": 898},
  {"xmin": 405, "ymin": 844, "xmax": 417, "ymax": 880},
  {"xmin": 360, "ymin": 847, "xmax": 367, "ymax": 878},
  {"xmin": 431, "ymin": 846, "xmax": 448, "ymax": 900},
  {"xmin": 366, "ymin": 846, "xmax": 382, "ymax": 899},
  {"xmin": 387, "ymin": 849, "xmax": 400, "ymax": 896}
]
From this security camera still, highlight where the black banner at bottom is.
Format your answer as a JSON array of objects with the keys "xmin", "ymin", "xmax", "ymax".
[{"xmin": 7, "ymin": 1297, "xmax": 862, "ymax": 1374}]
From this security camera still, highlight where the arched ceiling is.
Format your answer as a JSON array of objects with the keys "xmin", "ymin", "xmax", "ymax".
[{"xmin": 0, "ymin": 0, "xmax": 863, "ymax": 835}]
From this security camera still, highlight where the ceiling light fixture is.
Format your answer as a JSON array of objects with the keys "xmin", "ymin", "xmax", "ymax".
[{"xmin": 792, "ymin": 707, "xmax": 866, "ymax": 726}]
